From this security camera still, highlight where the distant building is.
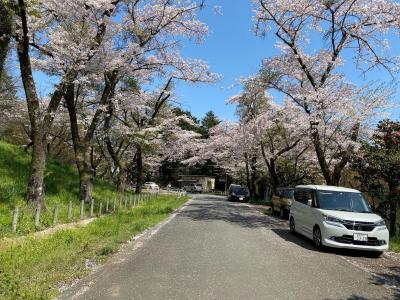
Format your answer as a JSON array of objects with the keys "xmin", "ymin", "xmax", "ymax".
[{"xmin": 178, "ymin": 175, "xmax": 215, "ymax": 192}]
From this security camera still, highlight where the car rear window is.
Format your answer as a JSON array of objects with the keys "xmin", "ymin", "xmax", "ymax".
[
  {"xmin": 277, "ymin": 189, "xmax": 294, "ymax": 198},
  {"xmin": 231, "ymin": 186, "xmax": 246, "ymax": 193}
]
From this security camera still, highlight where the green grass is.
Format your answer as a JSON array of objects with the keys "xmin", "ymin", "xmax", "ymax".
[
  {"xmin": 0, "ymin": 140, "xmax": 124, "ymax": 238},
  {"xmin": 0, "ymin": 194, "xmax": 189, "ymax": 299},
  {"xmin": 390, "ymin": 236, "xmax": 400, "ymax": 252}
]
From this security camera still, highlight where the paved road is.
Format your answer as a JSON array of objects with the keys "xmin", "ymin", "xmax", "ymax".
[{"xmin": 60, "ymin": 194, "xmax": 397, "ymax": 300}]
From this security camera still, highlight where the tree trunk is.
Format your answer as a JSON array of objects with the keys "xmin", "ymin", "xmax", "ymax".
[
  {"xmin": 388, "ymin": 183, "xmax": 398, "ymax": 236},
  {"xmin": 389, "ymin": 198, "xmax": 397, "ymax": 236},
  {"xmin": 135, "ymin": 145, "xmax": 144, "ymax": 194},
  {"xmin": 244, "ymin": 152, "xmax": 254, "ymax": 198},
  {"xmin": 224, "ymin": 172, "xmax": 228, "ymax": 193},
  {"xmin": 103, "ymin": 99, "xmax": 126, "ymax": 194},
  {"xmin": 116, "ymin": 160, "xmax": 126, "ymax": 194},
  {"xmin": 90, "ymin": 146, "xmax": 97, "ymax": 178},
  {"xmin": 268, "ymin": 159, "xmax": 279, "ymax": 195},
  {"xmin": 260, "ymin": 143, "xmax": 279, "ymax": 196},
  {"xmin": 26, "ymin": 130, "xmax": 47, "ymax": 207},
  {"xmin": 311, "ymin": 124, "xmax": 358, "ymax": 186},
  {"xmin": 65, "ymin": 71, "xmax": 117, "ymax": 202},
  {"xmin": 311, "ymin": 129, "xmax": 335, "ymax": 185},
  {"xmin": 77, "ymin": 150, "xmax": 93, "ymax": 203},
  {"xmin": 65, "ymin": 83, "xmax": 94, "ymax": 202},
  {"xmin": 250, "ymin": 154, "xmax": 258, "ymax": 199},
  {"xmin": 15, "ymin": 0, "xmax": 56, "ymax": 208}
]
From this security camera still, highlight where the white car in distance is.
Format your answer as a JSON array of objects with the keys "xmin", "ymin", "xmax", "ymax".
[
  {"xmin": 143, "ymin": 182, "xmax": 160, "ymax": 190},
  {"xmin": 289, "ymin": 185, "xmax": 389, "ymax": 256},
  {"xmin": 183, "ymin": 183, "xmax": 203, "ymax": 193}
]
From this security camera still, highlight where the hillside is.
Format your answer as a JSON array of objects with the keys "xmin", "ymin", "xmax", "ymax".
[{"xmin": 0, "ymin": 140, "xmax": 120, "ymax": 237}]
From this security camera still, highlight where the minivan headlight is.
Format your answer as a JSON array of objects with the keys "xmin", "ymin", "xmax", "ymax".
[
  {"xmin": 323, "ymin": 215, "xmax": 344, "ymax": 227},
  {"xmin": 375, "ymin": 219, "xmax": 386, "ymax": 226}
]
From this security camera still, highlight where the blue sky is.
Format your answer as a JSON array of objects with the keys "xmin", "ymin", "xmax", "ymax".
[
  {"xmin": 176, "ymin": 0, "xmax": 400, "ymax": 121},
  {"xmin": 175, "ymin": 0, "xmax": 277, "ymax": 121}
]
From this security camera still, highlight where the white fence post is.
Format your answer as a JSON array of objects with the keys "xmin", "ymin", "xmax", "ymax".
[
  {"xmin": 53, "ymin": 204, "xmax": 59, "ymax": 226},
  {"xmin": 98, "ymin": 201, "xmax": 102, "ymax": 217},
  {"xmin": 80, "ymin": 200, "xmax": 84, "ymax": 219},
  {"xmin": 34, "ymin": 205, "xmax": 40, "ymax": 228},
  {"xmin": 12, "ymin": 207, "xmax": 19, "ymax": 233},
  {"xmin": 67, "ymin": 201, "xmax": 72, "ymax": 221},
  {"xmin": 90, "ymin": 199, "xmax": 94, "ymax": 217}
]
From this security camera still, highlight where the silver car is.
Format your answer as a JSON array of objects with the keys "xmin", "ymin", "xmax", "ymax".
[
  {"xmin": 184, "ymin": 183, "xmax": 203, "ymax": 193},
  {"xmin": 143, "ymin": 182, "xmax": 160, "ymax": 190}
]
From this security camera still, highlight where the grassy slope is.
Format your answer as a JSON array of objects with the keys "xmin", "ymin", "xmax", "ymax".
[
  {"xmin": 0, "ymin": 140, "xmax": 122, "ymax": 237},
  {"xmin": 0, "ymin": 194, "xmax": 188, "ymax": 299}
]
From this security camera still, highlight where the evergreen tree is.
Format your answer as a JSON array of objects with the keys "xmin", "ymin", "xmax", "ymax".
[{"xmin": 201, "ymin": 110, "xmax": 220, "ymax": 138}]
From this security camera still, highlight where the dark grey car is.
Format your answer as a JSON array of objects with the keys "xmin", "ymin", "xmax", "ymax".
[{"xmin": 228, "ymin": 184, "xmax": 249, "ymax": 202}]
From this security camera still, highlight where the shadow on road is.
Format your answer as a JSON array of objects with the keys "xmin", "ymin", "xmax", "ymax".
[
  {"xmin": 369, "ymin": 267, "xmax": 400, "ymax": 298},
  {"xmin": 271, "ymin": 228, "xmax": 317, "ymax": 251},
  {"xmin": 325, "ymin": 294, "xmax": 395, "ymax": 300},
  {"xmin": 181, "ymin": 198, "xmax": 287, "ymax": 229},
  {"xmin": 275, "ymin": 227, "xmax": 400, "ymax": 297}
]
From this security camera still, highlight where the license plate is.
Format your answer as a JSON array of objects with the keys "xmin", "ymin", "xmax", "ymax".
[
  {"xmin": 353, "ymin": 233, "xmax": 368, "ymax": 241},
  {"xmin": 239, "ymin": 197, "xmax": 244, "ymax": 201}
]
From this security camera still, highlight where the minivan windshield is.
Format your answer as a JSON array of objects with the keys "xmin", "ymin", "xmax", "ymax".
[{"xmin": 317, "ymin": 191, "xmax": 372, "ymax": 213}]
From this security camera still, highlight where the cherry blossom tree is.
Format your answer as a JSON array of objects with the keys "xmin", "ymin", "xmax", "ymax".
[
  {"xmin": 184, "ymin": 121, "xmax": 244, "ymax": 172},
  {"xmin": 109, "ymin": 77, "xmax": 208, "ymax": 194},
  {"xmin": 229, "ymin": 74, "xmax": 317, "ymax": 196},
  {"xmin": 227, "ymin": 80, "xmax": 268, "ymax": 197},
  {"xmin": 184, "ymin": 120, "xmax": 262, "ymax": 197},
  {"xmin": 250, "ymin": 103, "xmax": 312, "ymax": 192},
  {"xmin": 13, "ymin": 0, "xmax": 120, "ymax": 207},
  {"xmin": 252, "ymin": 0, "xmax": 398, "ymax": 185},
  {"xmin": 61, "ymin": 0, "xmax": 216, "ymax": 202}
]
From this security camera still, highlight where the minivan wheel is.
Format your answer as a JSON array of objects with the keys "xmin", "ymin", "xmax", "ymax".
[
  {"xmin": 313, "ymin": 226, "xmax": 323, "ymax": 250},
  {"xmin": 289, "ymin": 218, "xmax": 295, "ymax": 234}
]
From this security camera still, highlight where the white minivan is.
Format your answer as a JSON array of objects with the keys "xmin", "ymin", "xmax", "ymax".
[{"xmin": 289, "ymin": 185, "xmax": 389, "ymax": 256}]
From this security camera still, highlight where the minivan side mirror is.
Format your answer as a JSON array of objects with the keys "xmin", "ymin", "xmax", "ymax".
[{"xmin": 307, "ymin": 199, "xmax": 313, "ymax": 207}]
